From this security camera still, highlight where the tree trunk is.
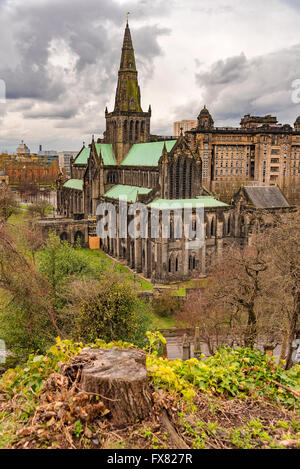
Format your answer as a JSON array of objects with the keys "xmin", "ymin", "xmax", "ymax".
[
  {"xmin": 280, "ymin": 331, "xmax": 288, "ymax": 362},
  {"xmin": 244, "ymin": 306, "xmax": 257, "ymax": 349},
  {"xmin": 62, "ymin": 348, "xmax": 153, "ymax": 427},
  {"xmin": 285, "ymin": 290, "xmax": 300, "ymax": 370}
]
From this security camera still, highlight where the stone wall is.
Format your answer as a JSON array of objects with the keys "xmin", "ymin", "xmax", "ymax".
[{"xmin": 37, "ymin": 218, "xmax": 89, "ymax": 247}]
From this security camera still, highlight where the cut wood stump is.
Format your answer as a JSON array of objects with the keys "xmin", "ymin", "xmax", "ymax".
[{"xmin": 62, "ymin": 348, "xmax": 152, "ymax": 427}]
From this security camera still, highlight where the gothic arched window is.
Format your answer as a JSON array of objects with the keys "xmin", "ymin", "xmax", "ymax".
[
  {"xmin": 123, "ymin": 120, "xmax": 128, "ymax": 141},
  {"xmin": 169, "ymin": 162, "xmax": 174, "ymax": 199},
  {"xmin": 227, "ymin": 216, "xmax": 231, "ymax": 235},
  {"xmin": 188, "ymin": 162, "xmax": 193, "ymax": 198},
  {"xmin": 113, "ymin": 121, "xmax": 117, "ymax": 142},
  {"xmin": 182, "ymin": 158, "xmax": 187, "ymax": 198},
  {"xmin": 135, "ymin": 121, "xmax": 139, "ymax": 141},
  {"xmin": 211, "ymin": 218, "xmax": 215, "ymax": 237},
  {"xmin": 175, "ymin": 159, "xmax": 181, "ymax": 199},
  {"xmin": 129, "ymin": 120, "xmax": 134, "ymax": 142}
]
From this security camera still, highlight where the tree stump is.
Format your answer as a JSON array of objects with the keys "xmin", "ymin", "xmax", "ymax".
[{"xmin": 63, "ymin": 348, "xmax": 152, "ymax": 427}]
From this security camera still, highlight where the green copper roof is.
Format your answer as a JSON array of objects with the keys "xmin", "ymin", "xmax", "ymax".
[
  {"xmin": 73, "ymin": 147, "xmax": 91, "ymax": 165},
  {"xmin": 95, "ymin": 144, "xmax": 116, "ymax": 165},
  {"xmin": 63, "ymin": 179, "xmax": 83, "ymax": 191},
  {"xmin": 73, "ymin": 144, "xmax": 116, "ymax": 166},
  {"xmin": 147, "ymin": 197, "xmax": 228, "ymax": 210},
  {"xmin": 104, "ymin": 185, "xmax": 152, "ymax": 202},
  {"xmin": 196, "ymin": 196, "xmax": 229, "ymax": 207},
  {"xmin": 121, "ymin": 140, "xmax": 177, "ymax": 167}
]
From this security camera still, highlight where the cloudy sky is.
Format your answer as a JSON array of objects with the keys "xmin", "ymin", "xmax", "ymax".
[{"xmin": 1, "ymin": 0, "xmax": 300, "ymax": 153}]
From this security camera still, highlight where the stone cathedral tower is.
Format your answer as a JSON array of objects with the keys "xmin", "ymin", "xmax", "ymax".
[{"xmin": 104, "ymin": 20, "xmax": 152, "ymax": 165}]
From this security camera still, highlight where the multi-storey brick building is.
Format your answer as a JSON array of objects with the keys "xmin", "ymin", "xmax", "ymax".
[{"xmin": 186, "ymin": 108, "xmax": 300, "ymax": 193}]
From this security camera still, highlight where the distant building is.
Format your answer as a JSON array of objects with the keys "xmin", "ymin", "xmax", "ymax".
[
  {"xmin": 16, "ymin": 140, "xmax": 30, "ymax": 156},
  {"xmin": 37, "ymin": 149, "xmax": 59, "ymax": 166},
  {"xmin": 174, "ymin": 120, "xmax": 198, "ymax": 137},
  {"xmin": 58, "ymin": 151, "xmax": 78, "ymax": 177},
  {"xmin": 186, "ymin": 107, "xmax": 300, "ymax": 191}
]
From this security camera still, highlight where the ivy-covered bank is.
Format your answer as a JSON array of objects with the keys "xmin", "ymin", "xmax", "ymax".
[{"xmin": 0, "ymin": 333, "xmax": 299, "ymax": 450}]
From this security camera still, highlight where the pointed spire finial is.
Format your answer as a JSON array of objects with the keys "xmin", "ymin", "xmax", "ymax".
[
  {"xmin": 126, "ymin": 11, "xmax": 130, "ymax": 25},
  {"xmin": 162, "ymin": 140, "xmax": 168, "ymax": 161},
  {"xmin": 105, "ymin": 106, "xmax": 108, "ymax": 115},
  {"xmin": 180, "ymin": 127, "xmax": 183, "ymax": 136},
  {"xmin": 83, "ymin": 141, "xmax": 85, "ymax": 147}
]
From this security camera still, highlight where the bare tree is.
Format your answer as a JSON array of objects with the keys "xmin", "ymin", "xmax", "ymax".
[
  {"xmin": 27, "ymin": 200, "xmax": 50, "ymax": 219},
  {"xmin": 261, "ymin": 213, "xmax": 300, "ymax": 369},
  {"xmin": 21, "ymin": 225, "xmax": 47, "ymax": 263},
  {"xmin": 0, "ymin": 225, "xmax": 61, "ymax": 339},
  {"xmin": 179, "ymin": 212, "xmax": 300, "ymax": 368},
  {"xmin": 213, "ymin": 176, "xmax": 251, "ymax": 204},
  {"xmin": 281, "ymin": 177, "xmax": 300, "ymax": 207},
  {"xmin": 0, "ymin": 184, "xmax": 18, "ymax": 223},
  {"xmin": 178, "ymin": 245, "xmax": 269, "ymax": 352}
]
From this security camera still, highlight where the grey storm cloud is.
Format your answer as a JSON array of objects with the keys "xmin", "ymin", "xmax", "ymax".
[
  {"xmin": 282, "ymin": 0, "xmax": 300, "ymax": 10},
  {"xmin": 195, "ymin": 44, "xmax": 300, "ymax": 123},
  {"xmin": 24, "ymin": 103, "xmax": 78, "ymax": 120},
  {"xmin": 0, "ymin": 0, "xmax": 171, "ymax": 119}
]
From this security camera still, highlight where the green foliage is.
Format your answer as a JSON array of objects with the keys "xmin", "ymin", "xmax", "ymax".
[
  {"xmin": 38, "ymin": 232, "xmax": 96, "ymax": 290},
  {"xmin": 147, "ymin": 347, "xmax": 300, "ymax": 410},
  {"xmin": 0, "ymin": 233, "xmax": 98, "ymax": 362},
  {"xmin": 230, "ymin": 419, "xmax": 272, "ymax": 449},
  {"xmin": 0, "ymin": 231, "xmax": 154, "ymax": 363},
  {"xmin": 73, "ymin": 277, "xmax": 151, "ymax": 348},
  {"xmin": 144, "ymin": 330, "xmax": 167, "ymax": 356},
  {"xmin": 152, "ymin": 291, "xmax": 181, "ymax": 318},
  {"xmin": 0, "ymin": 337, "xmax": 299, "ymax": 450},
  {"xmin": 0, "ymin": 338, "xmax": 83, "ymax": 398},
  {"xmin": 179, "ymin": 415, "xmax": 206, "ymax": 449},
  {"xmin": 0, "ymin": 305, "xmax": 56, "ymax": 366},
  {"xmin": 74, "ymin": 420, "xmax": 83, "ymax": 438},
  {"xmin": 76, "ymin": 248, "xmax": 153, "ymax": 291},
  {"xmin": 27, "ymin": 201, "xmax": 52, "ymax": 219}
]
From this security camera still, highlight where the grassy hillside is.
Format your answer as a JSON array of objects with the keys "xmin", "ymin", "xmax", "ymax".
[{"xmin": 76, "ymin": 248, "xmax": 153, "ymax": 292}]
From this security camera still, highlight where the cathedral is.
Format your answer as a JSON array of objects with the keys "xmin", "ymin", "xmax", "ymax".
[{"xmin": 53, "ymin": 21, "xmax": 291, "ymax": 284}]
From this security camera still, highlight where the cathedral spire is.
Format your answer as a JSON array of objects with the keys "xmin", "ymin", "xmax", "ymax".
[
  {"xmin": 114, "ymin": 21, "xmax": 142, "ymax": 112},
  {"xmin": 119, "ymin": 21, "xmax": 136, "ymax": 71},
  {"xmin": 105, "ymin": 21, "xmax": 151, "ymax": 164}
]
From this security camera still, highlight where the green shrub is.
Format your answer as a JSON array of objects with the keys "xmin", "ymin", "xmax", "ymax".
[
  {"xmin": 70, "ymin": 277, "xmax": 151, "ymax": 348},
  {"xmin": 152, "ymin": 290, "xmax": 181, "ymax": 318}
]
